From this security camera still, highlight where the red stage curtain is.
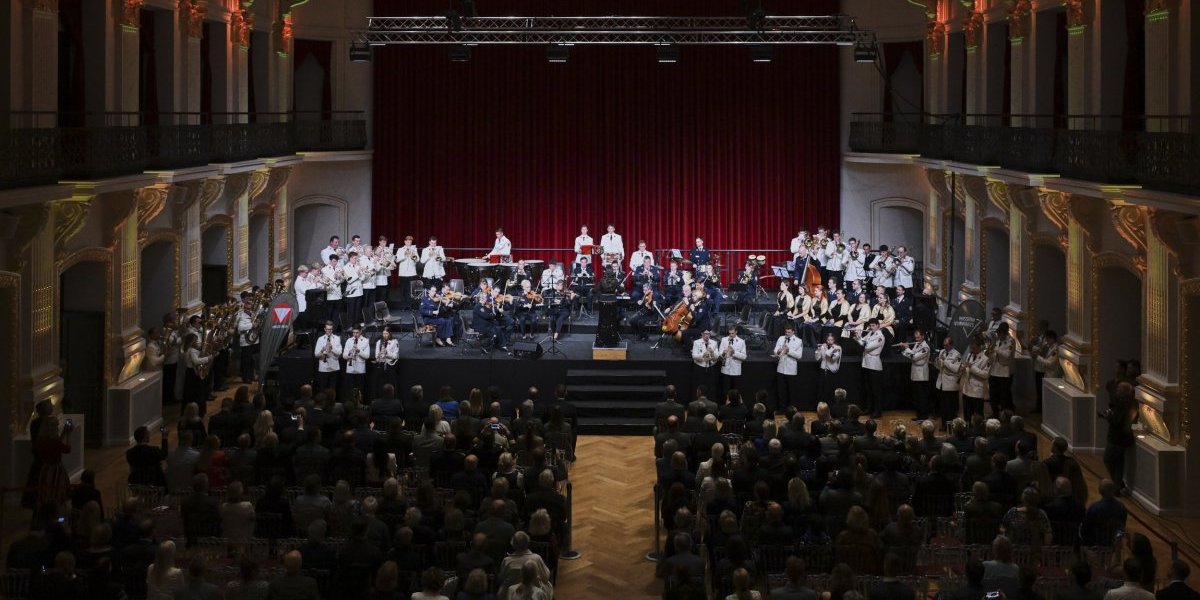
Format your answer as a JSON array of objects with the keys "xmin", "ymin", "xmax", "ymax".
[{"xmin": 372, "ymin": 0, "xmax": 841, "ymax": 268}]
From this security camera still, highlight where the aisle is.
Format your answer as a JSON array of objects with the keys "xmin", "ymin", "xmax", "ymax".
[{"xmin": 554, "ymin": 435, "xmax": 661, "ymax": 599}]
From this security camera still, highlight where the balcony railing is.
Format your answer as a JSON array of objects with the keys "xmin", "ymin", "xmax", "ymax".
[
  {"xmin": 849, "ymin": 113, "xmax": 1200, "ymax": 196},
  {"xmin": 0, "ymin": 111, "xmax": 368, "ymax": 190}
]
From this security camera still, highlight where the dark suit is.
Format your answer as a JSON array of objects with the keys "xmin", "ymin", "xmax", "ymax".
[
  {"xmin": 267, "ymin": 573, "xmax": 320, "ymax": 600},
  {"xmin": 1157, "ymin": 582, "xmax": 1200, "ymax": 600},
  {"xmin": 180, "ymin": 491, "xmax": 220, "ymax": 543}
]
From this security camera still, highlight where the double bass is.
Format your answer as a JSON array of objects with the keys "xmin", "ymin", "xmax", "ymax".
[
  {"xmin": 798, "ymin": 260, "xmax": 822, "ymax": 295},
  {"xmin": 661, "ymin": 299, "xmax": 694, "ymax": 342}
]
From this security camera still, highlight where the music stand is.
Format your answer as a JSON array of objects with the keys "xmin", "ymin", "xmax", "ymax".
[{"xmin": 770, "ymin": 265, "xmax": 791, "ymax": 280}]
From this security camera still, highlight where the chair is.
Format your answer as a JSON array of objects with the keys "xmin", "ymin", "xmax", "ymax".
[
  {"xmin": 757, "ymin": 544, "xmax": 792, "ymax": 576},
  {"xmin": 409, "ymin": 280, "xmax": 426, "ymax": 300},
  {"xmin": 412, "ymin": 311, "xmax": 438, "ymax": 347},
  {"xmin": 458, "ymin": 314, "xmax": 484, "ymax": 355},
  {"xmin": 374, "ymin": 301, "xmax": 404, "ymax": 326}
]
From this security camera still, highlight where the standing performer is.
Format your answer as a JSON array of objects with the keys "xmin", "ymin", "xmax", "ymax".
[
  {"xmin": 824, "ymin": 232, "xmax": 846, "ymax": 286},
  {"xmin": 599, "ymin": 224, "xmax": 624, "ymax": 268},
  {"xmin": 856, "ymin": 319, "xmax": 886, "ymax": 418},
  {"xmin": 934, "ymin": 336, "xmax": 963, "ymax": 429},
  {"xmin": 960, "ymin": 337, "xmax": 990, "ymax": 420},
  {"xmin": 347, "ymin": 235, "xmax": 365, "ymax": 257},
  {"xmin": 691, "ymin": 330, "xmax": 720, "ymax": 401},
  {"xmin": 984, "ymin": 307, "xmax": 1005, "ymax": 339},
  {"xmin": 487, "ymin": 227, "xmax": 512, "ymax": 261},
  {"xmin": 182, "ymin": 333, "xmax": 212, "ymax": 408},
  {"xmin": 343, "ymin": 252, "xmax": 366, "ymax": 328},
  {"xmin": 988, "ymin": 323, "xmax": 1015, "ymax": 414},
  {"xmin": 892, "ymin": 285, "xmax": 914, "ymax": 342},
  {"xmin": 843, "ymin": 238, "xmax": 866, "ymax": 285},
  {"xmin": 320, "ymin": 235, "xmax": 342, "ymax": 266},
  {"xmin": 374, "ymin": 235, "xmax": 395, "ymax": 304},
  {"xmin": 894, "ymin": 245, "xmax": 915, "ymax": 290},
  {"xmin": 395, "ymin": 236, "xmax": 420, "ymax": 308},
  {"xmin": 1032, "ymin": 328, "xmax": 1062, "ymax": 411},
  {"xmin": 294, "ymin": 266, "xmax": 313, "ymax": 315},
  {"xmin": 733, "ymin": 260, "xmax": 759, "ymax": 320},
  {"xmin": 689, "ymin": 238, "xmax": 711, "ymax": 273},
  {"xmin": 161, "ymin": 312, "xmax": 182, "ymax": 406},
  {"xmin": 341, "ymin": 326, "xmax": 370, "ymax": 397},
  {"xmin": 420, "ymin": 236, "xmax": 446, "ymax": 287},
  {"xmin": 789, "ymin": 230, "xmax": 809, "ymax": 260},
  {"xmin": 872, "ymin": 245, "xmax": 896, "ymax": 293},
  {"xmin": 321, "ymin": 255, "xmax": 345, "ymax": 328},
  {"xmin": 313, "ymin": 322, "xmax": 342, "ymax": 392},
  {"xmin": 570, "ymin": 256, "xmax": 595, "ymax": 309},
  {"xmin": 544, "ymin": 280, "xmax": 572, "ymax": 342},
  {"xmin": 899, "ymin": 329, "xmax": 931, "ymax": 421},
  {"xmin": 360, "ymin": 245, "xmax": 378, "ymax": 310},
  {"xmin": 573, "ymin": 225, "xmax": 594, "ymax": 264},
  {"xmin": 629, "ymin": 240, "xmax": 654, "ymax": 271},
  {"xmin": 236, "ymin": 296, "xmax": 258, "ymax": 384},
  {"xmin": 816, "ymin": 333, "xmax": 843, "ymax": 412},
  {"xmin": 373, "ymin": 327, "xmax": 399, "ymax": 399},
  {"xmin": 772, "ymin": 324, "xmax": 804, "ymax": 414},
  {"xmin": 718, "ymin": 325, "xmax": 747, "ymax": 399}
]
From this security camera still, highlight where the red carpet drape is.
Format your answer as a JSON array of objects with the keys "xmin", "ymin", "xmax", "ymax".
[{"xmin": 372, "ymin": 0, "xmax": 841, "ymax": 267}]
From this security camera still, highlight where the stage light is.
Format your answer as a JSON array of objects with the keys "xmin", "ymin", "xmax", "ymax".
[
  {"xmin": 656, "ymin": 44, "xmax": 679, "ymax": 64},
  {"xmin": 750, "ymin": 44, "xmax": 772, "ymax": 63},
  {"xmin": 449, "ymin": 44, "xmax": 472, "ymax": 62},
  {"xmin": 855, "ymin": 41, "xmax": 878, "ymax": 63},
  {"xmin": 349, "ymin": 39, "xmax": 372, "ymax": 62},
  {"xmin": 547, "ymin": 44, "xmax": 570, "ymax": 63}
]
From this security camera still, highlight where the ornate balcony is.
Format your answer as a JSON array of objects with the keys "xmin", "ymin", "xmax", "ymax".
[
  {"xmin": 848, "ymin": 112, "xmax": 1200, "ymax": 196},
  {"xmin": 0, "ymin": 111, "xmax": 368, "ymax": 190}
]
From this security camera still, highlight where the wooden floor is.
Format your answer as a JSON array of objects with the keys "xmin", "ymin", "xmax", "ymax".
[{"xmin": 6, "ymin": 403, "xmax": 1200, "ymax": 597}]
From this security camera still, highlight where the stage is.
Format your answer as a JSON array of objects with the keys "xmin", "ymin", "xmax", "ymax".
[{"xmin": 274, "ymin": 308, "xmax": 930, "ymax": 434}]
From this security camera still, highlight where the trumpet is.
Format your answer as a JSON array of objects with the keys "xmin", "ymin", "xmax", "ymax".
[
  {"xmin": 836, "ymin": 243, "xmax": 846, "ymax": 253},
  {"xmin": 804, "ymin": 237, "xmax": 817, "ymax": 249},
  {"xmin": 437, "ymin": 255, "xmax": 455, "ymax": 262},
  {"xmin": 850, "ymin": 250, "xmax": 860, "ymax": 261}
]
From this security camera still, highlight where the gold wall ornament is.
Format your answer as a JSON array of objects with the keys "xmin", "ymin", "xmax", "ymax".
[
  {"xmin": 121, "ymin": 0, "xmax": 145, "ymax": 28},
  {"xmin": 274, "ymin": 14, "xmax": 294, "ymax": 56},
  {"xmin": 0, "ymin": 271, "xmax": 19, "ymax": 436},
  {"xmin": 51, "ymin": 198, "xmax": 92, "ymax": 261},
  {"xmin": 964, "ymin": 11, "xmax": 984, "ymax": 49},
  {"xmin": 136, "ymin": 185, "xmax": 170, "ymax": 242},
  {"xmin": 1064, "ymin": 0, "xmax": 1087, "ymax": 29},
  {"xmin": 33, "ymin": 0, "xmax": 59, "ymax": 13},
  {"xmin": 1110, "ymin": 202, "xmax": 1149, "ymax": 271},
  {"xmin": 985, "ymin": 180, "xmax": 1012, "ymax": 214},
  {"xmin": 248, "ymin": 170, "xmax": 271, "ymax": 204},
  {"xmin": 1038, "ymin": 189, "xmax": 1071, "ymax": 247},
  {"xmin": 0, "ymin": 204, "xmax": 51, "ymax": 273},
  {"xmin": 231, "ymin": 7, "xmax": 253, "ymax": 48},
  {"xmin": 199, "ymin": 177, "xmax": 227, "ymax": 213},
  {"xmin": 926, "ymin": 21, "xmax": 947, "ymax": 56},
  {"xmin": 181, "ymin": 0, "xmax": 207, "ymax": 38},
  {"xmin": 1006, "ymin": 0, "xmax": 1032, "ymax": 40},
  {"xmin": 1179, "ymin": 278, "xmax": 1200, "ymax": 445}
]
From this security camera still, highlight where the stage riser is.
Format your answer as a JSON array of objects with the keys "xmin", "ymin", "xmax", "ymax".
[
  {"xmin": 565, "ymin": 369, "xmax": 668, "ymax": 386},
  {"xmin": 574, "ymin": 400, "xmax": 657, "ymax": 418}
]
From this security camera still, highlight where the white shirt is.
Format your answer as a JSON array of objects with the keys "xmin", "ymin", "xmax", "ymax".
[
  {"xmin": 421, "ymin": 246, "xmax": 446, "ymax": 279},
  {"xmin": 600, "ymin": 232, "xmax": 624, "ymax": 256},
  {"xmin": 489, "ymin": 235, "xmax": 512, "ymax": 257},
  {"xmin": 935, "ymin": 348, "xmax": 962, "ymax": 391},
  {"xmin": 374, "ymin": 248, "xmax": 394, "ymax": 285},
  {"xmin": 163, "ymin": 329, "xmax": 182, "ymax": 365},
  {"xmin": 320, "ymin": 245, "xmax": 340, "ymax": 266},
  {"xmin": 989, "ymin": 337, "xmax": 1014, "ymax": 378},
  {"xmin": 789, "ymin": 235, "xmax": 806, "ymax": 257},
  {"xmin": 691, "ymin": 338, "xmax": 720, "ymax": 369},
  {"xmin": 342, "ymin": 335, "xmax": 370, "ymax": 374},
  {"xmin": 817, "ymin": 342, "xmax": 842, "ymax": 373},
  {"xmin": 873, "ymin": 255, "xmax": 895, "ymax": 288},
  {"xmin": 773, "ymin": 335, "xmax": 804, "ymax": 375},
  {"xmin": 961, "ymin": 351, "xmax": 990, "ymax": 397},
  {"xmin": 375, "ymin": 338, "xmax": 399, "ymax": 366},
  {"xmin": 396, "ymin": 244, "xmax": 419, "ymax": 277},
  {"xmin": 895, "ymin": 255, "xmax": 915, "ymax": 288},
  {"xmin": 360, "ymin": 256, "xmax": 377, "ymax": 290},
  {"xmin": 573, "ymin": 234, "xmax": 594, "ymax": 261},
  {"xmin": 824, "ymin": 241, "xmax": 846, "ymax": 272},
  {"xmin": 539, "ymin": 265, "xmax": 565, "ymax": 290},
  {"xmin": 314, "ymin": 334, "xmax": 343, "ymax": 373},
  {"xmin": 902, "ymin": 340, "xmax": 931, "ymax": 382},
  {"xmin": 294, "ymin": 276, "xmax": 312, "ymax": 312},
  {"xmin": 237, "ymin": 310, "xmax": 255, "ymax": 347},
  {"xmin": 858, "ymin": 330, "xmax": 885, "ymax": 371},
  {"xmin": 320, "ymin": 265, "xmax": 343, "ymax": 300},
  {"xmin": 843, "ymin": 248, "xmax": 866, "ymax": 282},
  {"xmin": 185, "ymin": 346, "xmax": 211, "ymax": 371},
  {"xmin": 343, "ymin": 262, "xmax": 364, "ymax": 298},
  {"xmin": 629, "ymin": 249, "xmax": 654, "ymax": 270},
  {"xmin": 718, "ymin": 336, "xmax": 748, "ymax": 376},
  {"xmin": 1036, "ymin": 342, "xmax": 1063, "ymax": 378}
]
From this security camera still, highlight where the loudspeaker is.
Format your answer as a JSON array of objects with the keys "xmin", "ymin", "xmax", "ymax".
[{"xmin": 511, "ymin": 341, "xmax": 544, "ymax": 359}]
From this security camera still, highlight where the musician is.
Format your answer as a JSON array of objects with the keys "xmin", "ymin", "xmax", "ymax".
[
  {"xmin": 899, "ymin": 329, "xmax": 932, "ymax": 421},
  {"xmin": 629, "ymin": 241, "xmax": 654, "ymax": 271},
  {"xmin": 894, "ymin": 246, "xmax": 915, "ymax": 289},
  {"xmin": 733, "ymin": 260, "xmax": 759, "ymax": 319},
  {"xmin": 816, "ymin": 333, "xmax": 843, "ymax": 411},
  {"xmin": 373, "ymin": 327, "xmax": 399, "ymax": 399},
  {"xmin": 984, "ymin": 307, "xmax": 1004, "ymax": 339},
  {"xmin": 680, "ymin": 286, "xmax": 712, "ymax": 345},
  {"xmin": 487, "ymin": 227, "xmax": 512, "ymax": 261},
  {"xmin": 629, "ymin": 283, "xmax": 660, "ymax": 341},
  {"xmin": 691, "ymin": 329, "xmax": 720, "ymax": 398},
  {"xmin": 341, "ymin": 325, "xmax": 370, "ymax": 396},
  {"xmin": 872, "ymin": 245, "xmax": 895, "ymax": 292},
  {"xmin": 812, "ymin": 227, "xmax": 829, "ymax": 281},
  {"xmin": 700, "ymin": 270, "xmax": 724, "ymax": 315},
  {"xmin": 662, "ymin": 261, "xmax": 685, "ymax": 305},
  {"xmin": 891, "ymin": 285, "xmax": 914, "ymax": 342},
  {"xmin": 934, "ymin": 336, "xmax": 963, "ymax": 428},
  {"xmin": 236, "ymin": 296, "xmax": 259, "ymax": 384},
  {"xmin": 313, "ymin": 321, "xmax": 342, "ymax": 391},
  {"xmin": 161, "ymin": 312, "xmax": 183, "ymax": 405},
  {"xmin": 513, "ymin": 280, "xmax": 541, "ymax": 340},
  {"xmin": 845, "ymin": 240, "xmax": 866, "ymax": 286},
  {"xmin": 360, "ymin": 245, "xmax": 379, "ymax": 308},
  {"xmin": 871, "ymin": 287, "xmax": 897, "ymax": 351},
  {"xmin": 321, "ymin": 255, "xmax": 345, "ymax": 328},
  {"xmin": 630, "ymin": 256, "xmax": 660, "ymax": 303},
  {"xmin": 960, "ymin": 337, "xmax": 989, "ymax": 420},
  {"xmin": 772, "ymin": 324, "xmax": 804, "ymax": 414},
  {"xmin": 844, "ymin": 292, "xmax": 871, "ymax": 340},
  {"xmin": 856, "ymin": 319, "xmax": 886, "ymax": 418},
  {"xmin": 599, "ymin": 224, "xmax": 624, "ymax": 264},
  {"xmin": 988, "ymin": 322, "xmax": 1015, "ymax": 415},
  {"xmin": 766, "ymin": 280, "xmax": 796, "ymax": 339},
  {"xmin": 420, "ymin": 236, "xmax": 446, "ymax": 286},
  {"xmin": 789, "ymin": 230, "xmax": 808, "ymax": 259},
  {"xmin": 347, "ymin": 234, "xmax": 365, "ymax": 257},
  {"xmin": 539, "ymin": 260, "xmax": 565, "ymax": 291},
  {"xmin": 573, "ymin": 225, "xmax": 594, "ymax": 264},
  {"xmin": 505, "ymin": 259, "xmax": 533, "ymax": 293},
  {"xmin": 544, "ymin": 281, "xmax": 572, "ymax": 342},
  {"xmin": 570, "ymin": 256, "xmax": 595, "ymax": 307},
  {"xmin": 718, "ymin": 325, "xmax": 747, "ymax": 400},
  {"xmin": 472, "ymin": 292, "xmax": 504, "ymax": 353},
  {"xmin": 792, "ymin": 245, "xmax": 817, "ymax": 282},
  {"xmin": 144, "ymin": 327, "xmax": 165, "ymax": 375},
  {"xmin": 491, "ymin": 287, "xmax": 516, "ymax": 343},
  {"xmin": 825, "ymin": 289, "xmax": 852, "ymax": 342},
  {"xmin": 294, "ymin": 265, "xmax": 313, "ymax": 314},
  {"xmin": 182, "ymin": 332, "xmax": 212, "ymax": 407},
  {"xmin": 689, "ymin": 238, "xmax": 710, "ymax": 271},
  {"xmin": 799, "ymin": 287, "xmax": 826, "ymax": 347},
  {"xmin": 1033, "ymin": 329, "xmax": 1062, "ymax": 411},
  {"xmin": 320, "ymin": 235, "xmax": 342, "ymax": 266},
  {"xmin": 395, "ymin": 236, "xmax": 420, "ymax": 308},
  {"xmin": 343, "ymin": 252, "xmax": 366, "ymax": 329},
  {"xmin": 824, "ymin": 231, "xmax": 846, "ymax": 286},
  {"xmin": 421, "ymin": 286, "xmax": 457, "ymax": 347}
]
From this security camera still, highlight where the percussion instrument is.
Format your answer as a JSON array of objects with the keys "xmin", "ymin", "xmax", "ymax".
[
  {"xmin": 488, "ymin": 254, "xmax": 503, "ymax": 264},
  {"xmin": 580, "ymin": 244, "xmax": 595, "ymax": 256},
  {"xmin": 524, "ymin": 259, "xmax": 546, "ymax": 284},
  {"xmin": 455, "ymin": 259, "xmax": 488, "ymax": 291}
]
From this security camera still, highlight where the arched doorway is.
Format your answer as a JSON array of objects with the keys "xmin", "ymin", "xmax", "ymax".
[
  {"xmin": 1096, "ymin": 263, "xmax": 1142, "ymax": 394},
  {"xmin": 292, "ymin": 197, "xmax": 346, "ymax": 269},
  {"xmin": 60, "ymin": 257, "xmax": 109, "ymax": 447},
  {"xmin": 249, "ymin": 212, "xmax": 270, "ymax": 286},
  {"xmin": 201, "ymin": 224, "xmax": 230, "ymax": 305},
  {"xmin": 140, "ymin": 238, "xmax": 178, "ymax": 331},
  {"xmin": 982, "ymin": 223, "xmax": 1010, "ymax": 310},
  {"xmin": 1033, "ymin": 242, "xmax": 1067, "ymax": 333}
]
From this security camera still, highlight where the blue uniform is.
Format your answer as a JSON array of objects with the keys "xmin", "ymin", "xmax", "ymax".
[
  {"xmin": 420, "ymin": 296, "xmax": 456, "ymax": 339},
  {"xmin": 689, "ymin": 247, "xmax": 710, "ymax": 268}
]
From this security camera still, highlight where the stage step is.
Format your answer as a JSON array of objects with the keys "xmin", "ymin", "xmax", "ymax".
[
  {"xmin": 573, "ymin": 399, "xmax": 657, "ymax": 419},
  {"xmin": 577, "ymin": 416, "xmax": 656, "ymax": 436},
  {"xmin": 564, "ymin": 384, "xmax": 664, "ymax": 401},
  {"xmin": 565, "ymin": 369, "xmax": 667, "ymax": 386}
]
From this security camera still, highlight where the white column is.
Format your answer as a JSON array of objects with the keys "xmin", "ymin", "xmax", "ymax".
[{"xmin": 958, "ymin": 175, "xmax": 985, "ymax": 302}]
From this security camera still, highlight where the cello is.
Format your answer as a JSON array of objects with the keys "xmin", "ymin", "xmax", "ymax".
[
  {"xmin": 798, "ymin": 259, "xmax": 822, "ymax": 295},
  {"xmin": 661, "ymin": 299, "xmax": 693, "ymax": 342}
]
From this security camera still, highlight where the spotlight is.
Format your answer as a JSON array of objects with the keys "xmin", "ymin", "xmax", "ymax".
[
  {"xmin": 449, "ymin": 44, "xmax": 471, "ymax": 62},
  {"xmin": 750, "ymin": 44, "xmax": 772, "ymax": 63},
  {"xmin": 656, "ymin": 44, "xmax": 679, "ymax": 64},
  {"xmin": 855, "ymin": 41, "xmax": 878, "ymax": 63},
  {"xmin": 547, "ymin": 44, "xmax": 570, "ymax": 63},
  {"xmin": 349, "ymin": 39, "xmax": 372, "ymax": 62}
]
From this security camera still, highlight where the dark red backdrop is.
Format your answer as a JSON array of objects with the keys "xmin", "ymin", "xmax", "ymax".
[{"xmin": 372, "ymin": 0, "xmax": 841, "ymax": 267}]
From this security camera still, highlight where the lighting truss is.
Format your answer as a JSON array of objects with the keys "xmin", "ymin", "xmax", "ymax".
[{"xmin": 358, "ymin": 15, "xmax": 875, "ymax": 46}]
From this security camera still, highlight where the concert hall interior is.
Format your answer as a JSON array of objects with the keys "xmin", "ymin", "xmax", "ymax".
[{"xmin": 2, "ymin": 0, "xmax": 1200, "ymax": 599}]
